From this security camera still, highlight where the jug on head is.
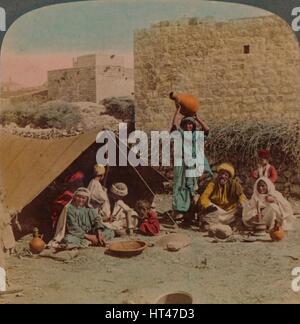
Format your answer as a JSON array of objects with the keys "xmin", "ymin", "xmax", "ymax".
[{"xmin": 169, "ymin": 92, "xmax": 200, "ymax": 116}]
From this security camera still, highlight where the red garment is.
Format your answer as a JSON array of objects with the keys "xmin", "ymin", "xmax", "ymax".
[
  {"xmin": 139, "ymin": 211, "xmax": 160, "ymax": 236},
  {"xmin": 51, "ymin": 191, "xmax": 74, "ymax": 229},
  {"xmin": 251, "ymin": 164, "xmax": 278, "ymax": 183},
  {"xmin": 67, "ymin": 171, "xmax": 84, "ymax": 183},
  {"xmin": 51, "ymin": 171, "xmax": 85, "ymax": 229},
  {"xmin": 258, "ymin": 149, "xmax": 270, "ymax": 159}
]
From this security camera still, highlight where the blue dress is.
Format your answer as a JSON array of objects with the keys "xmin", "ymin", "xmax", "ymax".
[
  {"xmin": 173, "ymin": 128, "xmax": 212, "ymax": 213},
  {"xmin": 63, "ymin": 204, "xmax": 114, "ymax": 247}
]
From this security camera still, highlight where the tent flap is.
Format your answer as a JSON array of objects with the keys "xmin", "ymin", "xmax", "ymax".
[{"xmin": 0, "ymin": 130, "xmax": 100, "ymax": 212}]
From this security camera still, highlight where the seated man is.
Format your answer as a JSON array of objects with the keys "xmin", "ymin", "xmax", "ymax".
[
  {"xmin": 198, "ymin": 163, "xmax": 247, "ymax": 230},
  {"xmin": 50, "ymin": 187, "xmax": 114, "ymax": 248},
  {"xmin": 102, "ymin": 183, "xmax": 138, "ymax": 236},
  {"xmin": 88, "ymin": 164, "xmax": 110, "ymax": 218}
]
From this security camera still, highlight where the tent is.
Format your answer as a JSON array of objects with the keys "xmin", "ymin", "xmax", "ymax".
[{"xmin": 0, "ymin": 129, "xmax": 167, "ymax": 241}]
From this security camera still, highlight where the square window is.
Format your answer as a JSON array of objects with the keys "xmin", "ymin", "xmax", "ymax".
[{"xmin": 244, "ymin": 45, "xmax": 250, "ymax": 54}]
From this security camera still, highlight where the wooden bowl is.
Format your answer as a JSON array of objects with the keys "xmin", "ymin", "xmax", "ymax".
[
  {"xmin": 107, "ymin": 240, "xmax": 147, "ymax": 257},
  {"xmin": 155, "ymin": 291, "xmax": 193, "ymax": 304}
]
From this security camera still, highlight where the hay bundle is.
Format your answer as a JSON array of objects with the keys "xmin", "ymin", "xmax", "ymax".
[{"xmin": 205, "ymin": 120, "xmax": 300, "ymax": 172}]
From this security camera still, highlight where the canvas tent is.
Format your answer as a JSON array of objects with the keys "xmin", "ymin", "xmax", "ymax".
[{"xmin": 0, "ymin": 129, "xmax": 167, "ymax": 240}]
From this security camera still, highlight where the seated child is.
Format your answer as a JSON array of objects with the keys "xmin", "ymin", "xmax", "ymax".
[
  {"xmin": 136, "ymin": 200, "xmax": 160, "ymax": 236},
  {"xmin": 251, "ymin": 149, "xmax": 278, "ymax": 183}
]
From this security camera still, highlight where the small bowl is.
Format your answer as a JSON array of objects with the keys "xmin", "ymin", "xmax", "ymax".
[
  {"xmin": 155, "ymin": 291, "xmax": 193, "ymax": 304},
  {"xmin": 107, "ymin": 240, "xmax": 147, "ymax": 257}
]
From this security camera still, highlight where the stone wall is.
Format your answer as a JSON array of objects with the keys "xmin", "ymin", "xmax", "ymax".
[
  {"xmin": 96, "ymin": 66, "xmax": 134, "ymax": 101},
  {"xmin": 134, "ymin": 15, "xmax": 300, "ymax": 132},
  {"xmin": 48, "ymin": 67, "xmax": 96, "ymax": 102},
  {"xmin": 48, "ymin": 53, "xmax": 134, "ymax": 103},
  {"xmin": 73, "ymin": 54, "xmax": 96, "ymax": 68}
]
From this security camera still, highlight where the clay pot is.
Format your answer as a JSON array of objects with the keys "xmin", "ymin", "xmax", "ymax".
[
  {"xmin": 169, "ymin": 92, "xmax": 199, "ymax": 116},
  {"xmin": 155, "ymin": 291, "xmax": 193, "ymax": 304},
  {"xmin": 270, "ymin": 222, "xmax": 285, "ymax": 242},
  {"xmin": 29, "ymin": 227, "xmax": 46, "ymax": 254}
]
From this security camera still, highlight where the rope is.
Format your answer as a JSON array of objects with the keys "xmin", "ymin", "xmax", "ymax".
[{"xmin": 106, "ymin": 132, "xmax": 156, "ymax": 197}]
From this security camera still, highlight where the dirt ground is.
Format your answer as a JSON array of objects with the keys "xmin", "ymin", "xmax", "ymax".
[{"xmin": 1, "ymin": 194, "xmax": 300, "ymax": 304}]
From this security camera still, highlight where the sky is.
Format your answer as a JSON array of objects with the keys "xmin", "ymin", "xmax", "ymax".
[{"xmin": 0, "ymin": 0, "xmax": 271, "ymax": 87}]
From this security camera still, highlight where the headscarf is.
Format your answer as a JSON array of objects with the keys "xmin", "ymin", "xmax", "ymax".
[
  {"xmin": 180, "ymin": 116, "xmax": 196, "ymax": 131},
  {"xmin": 72, "ymin": 187, "xmax": 92, "ymax": 207}
]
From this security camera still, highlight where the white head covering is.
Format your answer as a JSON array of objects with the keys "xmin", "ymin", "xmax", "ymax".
[
  {"xmin": 110, "ymin": 183, "xmax": 128, "ymax": 197},
  {"xmin": 73, "ymin": 187, "xmax": 92, "ymax": 207}
]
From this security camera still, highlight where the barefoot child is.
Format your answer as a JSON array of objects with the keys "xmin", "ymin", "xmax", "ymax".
[{"xmin": 136, "ymin": 200, "xmax": 160, "ymax": 236}]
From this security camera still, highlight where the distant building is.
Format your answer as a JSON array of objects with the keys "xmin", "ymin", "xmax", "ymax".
[{"xmin": 48, "ymin": 53, "xmax": 134, "ymax": 103}]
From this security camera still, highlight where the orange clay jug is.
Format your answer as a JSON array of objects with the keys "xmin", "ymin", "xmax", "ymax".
[
  {"xmin": 29, "ymin": 227, "xmax": 46, "ymax": 254},
  {"xmin": 169, "ymin": 92, "xmax": 200, "ymax": 116},
  {"xmin": 269, "ymin": 221, "xmax": 285, "ymax": 242}
]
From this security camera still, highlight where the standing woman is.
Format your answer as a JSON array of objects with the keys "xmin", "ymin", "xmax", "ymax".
[{"xmin": 170, "ymin": 100, "xmax": 212, "ymax": 221}]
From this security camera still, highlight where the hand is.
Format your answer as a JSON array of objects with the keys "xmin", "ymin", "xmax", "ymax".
[
  {"xmin": 255, "ymin": 214, "xmax": 262, "ymax": 222},
  {"xmin": 265, "ymin": 195, "xmax": 275, "ymax": 203},
  {"xmin": 97, "ymin": 230, "xmax": 106, "ymax": 247},
  {"xmin": 85, "ymin": 234, "xmax": 99, "ymax": 246},
  {"xmin": 237, "ymin": 202, "xmax": 244, "ymax": 210},
  {"xmin": 175, "ymin": 100, "xmax": 181, "ymax": 111},
  {"xmin": 206, "ymin": 205, "xmax": 218, "ymax": 213}
]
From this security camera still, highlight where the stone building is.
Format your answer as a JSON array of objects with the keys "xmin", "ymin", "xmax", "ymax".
[
  {"xmin": 48, "ymin": 53, "xmax": 134, "ymax": 103},
  {"xmin": 134, "ymin": 15, "xmax": 300, "ymax": 132}
]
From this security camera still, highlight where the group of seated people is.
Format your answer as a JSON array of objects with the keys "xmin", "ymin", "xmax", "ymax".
[
  {"xmin": 196, "ymin": 149, "xmax": 295, "ymax": 233},
  {"xmin": 49, "ymin": 148, "xmax": 295, "ymax": 248},
  {"xmin": 49, "ymin": 164, "xmax": 160, "ymax": 248}
]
